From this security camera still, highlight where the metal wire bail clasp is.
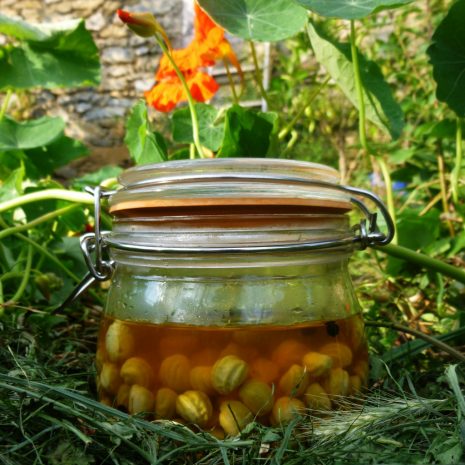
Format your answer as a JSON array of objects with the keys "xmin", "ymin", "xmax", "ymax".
[{"xmin": 80, "ymin": 186, "xmax": 114, "ymax": 281}]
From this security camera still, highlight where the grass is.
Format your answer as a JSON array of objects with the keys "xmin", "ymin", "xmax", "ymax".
[{"xmin": 0, "ymin": 307, "xmax": 464, "ymax": 465}]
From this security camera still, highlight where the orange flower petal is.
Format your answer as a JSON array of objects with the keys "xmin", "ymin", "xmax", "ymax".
[
  {"xmin": 187, "ymin": 72, "xmax": 219, "ymax": 102},
  {"xmin": 144, "ymin": 80, "xmax": 184, "ymax": 113},
  {"xmin": 194, "ymin": 3, "xmax": 218, "ymax": 41}
]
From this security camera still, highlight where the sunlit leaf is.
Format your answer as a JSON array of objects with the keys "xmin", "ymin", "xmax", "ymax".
[
  {"xmin": 124, "ymin": 101, "xmax": 167, "ymax": 165},
  {"xmin": 296, "ymin": 0, "xmax": 412, "ymax": 19},
  {"xmin": 307, "ymin": 21, "xmax": 404, "ymax": 139},
  {"xmin": 217, "ymin": 105, "xmax": 278, "ymax": 157},
  {"xmin": 0, "ymin": 16, "xmax": 100, "ymax": 89},
  {"xmin": 25, "ymin": 135, "xmax": 89, "ymax": 178},
  {"xmin": 427, "ymin": 0, "xmax": 465, "ymax": 117},
  {"xmin": 0, "ymin": 116, "xmax": 64, "ymax": 150},
  {"xmin": 197, "ymin": 0, "xmax": 307, "ymax": 41},
  {"xmin": 172, "ymin": 103, "xmax": 224, "ymax": 151}
]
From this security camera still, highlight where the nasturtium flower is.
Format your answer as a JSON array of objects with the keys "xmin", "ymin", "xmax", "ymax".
[{"xmin": 143, "ymin": 3, "xmax": 241, "ymax": 112}]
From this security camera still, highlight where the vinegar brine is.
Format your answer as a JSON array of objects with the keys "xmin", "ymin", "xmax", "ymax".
[{"xmin": 96, "ymin": 313, "xmax": 368, "ymax": 435}]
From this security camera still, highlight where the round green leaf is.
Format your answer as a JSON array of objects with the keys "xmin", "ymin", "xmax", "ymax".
[
  {"xmin": 427, "ymin": 0, "xmax": 465, "ymax": 117},
  {"xmin": 197, "ymin": 0, "xmax": 308, "ymax": 41},
  {"xmin": 296, "ymin": 0, "xmax": 412, "ymax": 19},
  {"xmin": 0, "ymin": 116, "xmax": 65, "ymax": 151}
]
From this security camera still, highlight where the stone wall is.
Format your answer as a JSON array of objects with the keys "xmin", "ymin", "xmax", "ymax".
[{"xmin": 1, "ymin": 0, "xmax": 186, "ymax": 171}]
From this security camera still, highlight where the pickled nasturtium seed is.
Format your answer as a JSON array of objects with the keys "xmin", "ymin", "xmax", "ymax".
[
  {"xmin": 238, "ymin": 380, "xmax": 274, "ymax": 415},
  {"xmin": 304, "ymin": 383, "xmax": 331, "ymax": 410},
  {"xmin": 116, "ymin": 383, "xmax": 131, "ymax": 409},
  {"xmin": 128, "ymin": 384, "xmax": 155, "ymax": 414},
  {"xmin": 155, "ymin": 387, "xmax": 177, "ymax": 419},
  {"xmin": 105, "ymin": 321, "xmax": 135, "ymax": 363},
  {"xmin": 175, "ymin": 390, "xmax": 213, "ymax": 427},
  {"xmin": 279, "ymin": 364, "xmax": 309, "ymax": 396},
  {"xmin": 325, "ymin": 367, "xmax": 350, "ymax": 397},
  {"xmin": 219, "ymin": 400, "xmax": 253, "ymax": 436},
  {"xmin": 159, "ymin": 354, "xmax": 191, "ymax": 392},
  {"xmin": 211, "ymin": 355, "xmax": 249, "ymax": 395},
  {"xmin": 271, "ymin": 339, "xmax": 307, "ymax": 369},
  {"xmin": 250, "ymin": 358, "xmax": 279, "ymax": 384},
  {"xmin": 302, "ymin": 352, "xmax": 333, "ymax": 377},
  {"xmin": 320, "ymin": 342, "xmax": 353, "ymax": 368},
  {"xmin": 190, "ymin": 366, "xmax": 215, "ymax": 395},
  {"xmin": 272, "ymin": 397, "xmax": 305, "ymax": 424},
  {"xmin": 120, "ymin": 357, "xmax": 154, "ymax": 388},
  {"xmin": 100, "ymin": 362, "xmax": 121, "ymax": 395}
]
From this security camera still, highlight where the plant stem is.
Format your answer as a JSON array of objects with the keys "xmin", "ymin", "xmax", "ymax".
[
  {"xmin": 5, "ymin": 244, "xmax": 33, "ymax": 305},
  {"xmin": 249, "ymin": 41, "xmax": 271, "ymax": 109},
  {"xmin": 377, "ymin": 157, "xmax": 398, "ymax": 244},
  {"xmin": 451, "ymin": 117, "xmax": 463, "ymax": 204},
  {"xmin": 14, "ymin": 232, "xmax": 80, "ymax": 283},
  {"xmin": 155, "ymin": 34, "xmax": 205, "ymax": 158},
  {"xmin": 350, "ymin": 20, "xmax": 367, "ymax": 151},
  {"xmin": 374, "ymin": 243, "xmax": 465, "ymax": 284},
  {"xmin": 278, "ymin": 76, "xmax": 331, "ymax": 141},
  {"xmin": 437, "ymin": 154, "xmax": 455, "ymax": 237},
  {"xmin": 223, "ymin": 59, "xmax": 239, "ymax": 104},
  {"xmin": 0, "ymin": 205, "xmax": 79, "ymax": 241},
  {"xmin": 0, "ymin": 189, "xmax": 92, "ymax": 214},
  {"xmin": 0, "ymin": 90, "xmax": 12, "ymax": 121},
  {"xmin": 366, "ymin": 320, "xmax": 465, "ymax": 363}
]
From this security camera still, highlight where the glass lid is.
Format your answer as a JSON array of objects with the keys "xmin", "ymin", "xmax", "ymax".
[{"xmin": 109, "ymin": 158, "xmax": 353, "ymax": 214}]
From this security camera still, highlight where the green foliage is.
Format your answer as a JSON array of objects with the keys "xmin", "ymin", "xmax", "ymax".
[
  {"xmin": 427, "ymin": 0, "xmax": 465, "ymax": 117},
  {"xmin": 197, "ymin": 0, "xmax": 308, "ymax": 41},
  {"xmin": 172, "ymin": 103, "xmax": 224, "ymax": 151},
  {"xmin": 0, "ymin": 116, "xmax": 64, "ymax": 150},
  {"xmin": 296, "ymin": 0, "xmax": 412, "ymax": 19},
  {"xmin": 0, "ymin": 15, "xmax": 100, "ymax": 89},
  {"xmin": 217, "ymin": 105, "xmax": 278, "ymax": 157},
  {"xmin": 124, "ymin": 101, "xmax": 167, "ymax": 164},
  {"xmin": 307, "ymin": 20, "xmax": 404, "ymax": 139}
]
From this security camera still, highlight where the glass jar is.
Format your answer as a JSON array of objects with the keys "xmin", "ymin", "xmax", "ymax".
[{"xmin": 84, "ymin": 158, "xmax": 393, "ymax": 434}]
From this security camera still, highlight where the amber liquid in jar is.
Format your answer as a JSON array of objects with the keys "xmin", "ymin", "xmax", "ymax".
[{"xmin": 96, "ymin": 314, "xmax": 368, "ymax": 435}]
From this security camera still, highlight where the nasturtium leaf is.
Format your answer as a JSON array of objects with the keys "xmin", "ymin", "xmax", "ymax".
[
  {"xmin": 172, "ymin": 103, "xmax": 224, "ymax": 151},
  {"xmin": 73, "ymin": 165, "xmax": 123, "ymax": 189},
  {"xmin": 197, "ymin": 0, "xmax": 308, "ymax": 41},
  {"xmin": 124, "ymin": 101, "xmax": 167, "ymax": 165},
  {"xmin": 25, "ymin": 134, "xmax": 89, "ymax": 178},
  {"xmin": 217, "ymin": 105, "xmax": 278, "ymax": 158},
  {"xmin": 0, "ymin": 116, "xmax": 64, "ymax": 151},
  {"xmin": 307, "ymin": 21, "xmax": 404, "ymax": 139},
  {"xmin": 0, "ymin": 18, "xmax": 100, "ymax": 89},
  {"xmin": 296, "ymin": 0, "xmax": 412, "ymax": 19},
  {"xmin": 0, "ymin": 166, "xmax": 24, "ymax": 202},
  {"xmin": 427, "ymin": 0, "xmax": 465, "ymax": 117}
]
